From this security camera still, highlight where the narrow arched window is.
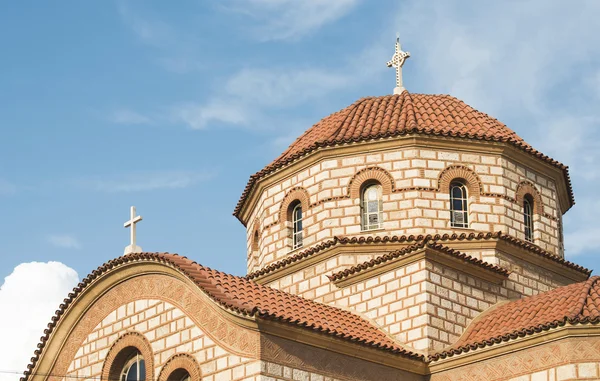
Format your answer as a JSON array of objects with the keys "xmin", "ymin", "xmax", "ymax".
[
  {"xmin": 361, "ymin": 183, "xmax": 383, "ymax": 230},
  {"xmin": 120, "ymin": 351, "xmax": 145, "ymax": 381},
  {"xmin": 524, "ymin": 194, "xmax": 534, "ymax": 242},
  {"xmin": 450, "ymin": 181, "xmax": 469, "ymax": 228},
  {"xmin": 291, "ymin": 202, "xmax": 303, "ymax": 250}
]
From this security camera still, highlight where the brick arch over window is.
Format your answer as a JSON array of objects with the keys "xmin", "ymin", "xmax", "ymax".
[
  {"xmin": 438, "ymin": 165, "xmax": 482, "ymax": 200},
  {"xmin": 279, "ymin": 187, "xmax": 310, "ymax": 226},
  {"xmin": 101, "ymin": 331, "xmax": 154, "ymax": 381},
  {"xmin": 157, "ymin": 353, "xmax": 201, "ymax": 381},
  {"xmin": 516, "ymin": 180, "xmax": 544, "ymax": 214},
  {"xmin": 348, "ymin": 166, "xmax": 395, "ymax": 199}
]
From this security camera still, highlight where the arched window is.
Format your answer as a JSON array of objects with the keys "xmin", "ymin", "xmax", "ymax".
[
  {"xmin": 523, "ymin": 194, "xmax": 534, "ymax": 242},
  {"xmin": 120, "ymin": 351, "xmax": 145, "ymax": 381},
  {"xmin": 361, "ymin": 183, "xmax": 383, "ymax": 230},
  {"xmin": 450, "ymin": 181, "xmax": 469, "ymax": 228},
  {"xmin": 252, "ymin": 230, "xmax": 259, "ymax": 253},
  {"xmin": 167, "ymin": 369, "xmax": 191, "ymax": 381},
  {"xmin": 291, "ymin": 202, "xmax": 303, "ymax": 250}
]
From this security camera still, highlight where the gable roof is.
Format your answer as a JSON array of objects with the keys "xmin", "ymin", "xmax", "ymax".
[
  {"xmin": 23, "ymin": 253, "xmax": 423, "ymax": 380},
  {"xmin": 431, "ymin": 276, "xmax": 600, "ymax": 360},
  {"xmin": 234, "ymin": 92, "xmax": 574, "ymax": 222},
  {"xmin": 327, "ymin": 241, "xmax": 510, "ymax": 282}
]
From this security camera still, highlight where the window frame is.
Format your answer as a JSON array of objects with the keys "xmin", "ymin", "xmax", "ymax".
[
  {"xmin": 450, "ymin": 181, "xmax": 469, "ymax": 228},
  {"xmin": 120, "ymin": 352, "xmax": 145, "ymax": 381},
  {"xmin": 523, "ymin": 194, "xmax": 534, "ymax": 242},
  {"xmin": 361, "ymin": 182, "xmax": 383, "ymax": 231},
  {"xmin": 291, "ymin": 202, "xmax": 303, "ymax": 250}
]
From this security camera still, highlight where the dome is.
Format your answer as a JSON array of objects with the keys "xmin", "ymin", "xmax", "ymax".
[
  {"xmin": 234, "ymin": 91, "xmax": 573, "ymax": 221},
  {"xmin": 276, "ymin": 92, "xmax": 524, "ymax": 166}
]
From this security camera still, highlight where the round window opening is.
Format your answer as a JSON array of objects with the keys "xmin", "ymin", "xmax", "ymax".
[
  {"xmin": 167, "ymin": 369, "xmax": 191, "ymax": 381},
  {"xmin": 120, "ymin": 351, "xmax": 146, "ymax": 381}
]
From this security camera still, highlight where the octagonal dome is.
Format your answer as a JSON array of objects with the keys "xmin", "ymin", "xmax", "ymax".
[{"xmin": 234, "ymin": 91, "xmax": 573, "ymax": 222}]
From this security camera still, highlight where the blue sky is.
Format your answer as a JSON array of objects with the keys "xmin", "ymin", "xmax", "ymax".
[
  {"xmin": 1, "ymin": 1, "xmax": 600, "ymax": 377},
  {"xmin": 2, "ymin": 1, "xmax": 600, "ymax": 288}
]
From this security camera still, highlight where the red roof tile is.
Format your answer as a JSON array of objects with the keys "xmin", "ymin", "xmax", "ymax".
[
  {"xmin": 246, "ymin": 232, "xmax": 591, "ymax": 281},
  {"xmin": 327, "ymin": 241, "xmax": 510, "ymax": 282},
  {"xmin": 431, "ymin": 276, "xmax": 600, "ymax": 360},
  {"xmin": 23, "ymin": 253, "xmax": 423, "ymax": 380},
  {"xmin": 234, "ymin": 92, "xmax": 574, "ymax": 222}
]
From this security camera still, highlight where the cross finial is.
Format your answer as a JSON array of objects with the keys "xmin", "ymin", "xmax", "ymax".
[
  {"xmin": 386, "ymin": 36, "xmax": 410, "ymax": 94},
  {"xmin": 123, "ymin": 206, "xmax": 143, "ymax": 255}
]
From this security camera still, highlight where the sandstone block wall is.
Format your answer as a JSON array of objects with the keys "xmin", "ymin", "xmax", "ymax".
[
  {"xmin": 247, "ymin": 143, "xmax": 564, "ymax": 273},
  {"xmin": 65, "ymin": 299, "xmax": 261, "ymax": 381},
  {"xmin": 430, "ymin": 336, "xmax": 600, "ymax": 381},
  {"xmin": 263, "ymin": 242, "xmax": 577, "ymax": 352}
]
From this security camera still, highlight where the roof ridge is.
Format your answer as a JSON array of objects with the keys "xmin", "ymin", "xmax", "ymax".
[
  {"xmin": 576, "ymin": 276, "xmax": 600, "ymax": 319},
  {"xmin": 327, "ymin": 239, "xmax": 509, "ymax": 282}
]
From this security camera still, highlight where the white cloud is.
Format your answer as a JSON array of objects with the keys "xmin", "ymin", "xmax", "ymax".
[
  {"xmin": 77, "ymin": 170, "xmax": 215, "ymax": 193},
  {"xmin": 172, "ymin": 68, "xmax": 349, "ymax": 129},
  {"xmin": 226, "ymin": 0, "xmax": 360, "ymax": 41},
  {"xmin": 117, "ymin": 2, "xmax": 174, "ymax": 47},
  {"xmin": 0, "ymin": 262, "xmax": 79, "ymax": 381},
  {"xmin": 46, "ymin": 234, "xmax": 82, "ymax": 250},
  {"xmin": 110, "ymin": 109, "xmax": 152, "ymax": 125},
  {"xmin": 392, "ymin": 0, "xmax": 600, "ymax": 260}
]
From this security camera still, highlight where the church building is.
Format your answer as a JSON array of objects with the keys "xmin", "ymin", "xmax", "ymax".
[{"xmin": 23, "ymin": 39, "xmax": 600, "ymax": 381}]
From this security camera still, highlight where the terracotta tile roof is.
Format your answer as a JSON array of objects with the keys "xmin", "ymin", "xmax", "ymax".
[
  {"xmin": 234, "ymin": 92, "xmax": 574, "ymax": 223},
  {"xmin": 246, "ymin": 232, "xmax": 591, "ymax": 281},
  {"xmin": 23, "ymin": 253, "xmax": 423, "ymax": 379},
  {"xmin": 431, "ymin": 276, "xmax": 600, "ymax": 360},
  {"xmin": 327, "ymin": 241, "xmax": 510, "ymax": 282}
]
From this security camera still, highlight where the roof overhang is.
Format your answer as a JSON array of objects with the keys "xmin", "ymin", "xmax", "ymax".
[{"xmin": 234, "ymin": 134, "xmax": 575, "ymax": 227}]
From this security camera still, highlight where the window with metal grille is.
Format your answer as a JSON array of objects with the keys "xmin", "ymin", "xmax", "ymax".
[
  {"xmin": 450, "ymin": 181, "xmax": 469, "ymax": 228},
  {"xmin": 361, "ymin": 183, "xmax": 383, "ymax": 230},
  {"xmin": 292, "ymin": 203, "xmax": 303, "ymax": 250},
  {"xmin": 524, "ymin": 195, "xmax": 534, "ymax": 242}
]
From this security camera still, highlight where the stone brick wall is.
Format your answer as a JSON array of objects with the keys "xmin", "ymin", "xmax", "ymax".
[
  {"xmin": 247, "ymin": 143, "xmax": 564, "ymax": 273},
  {"xmin": 263, "ymin": 242, "xmax": 578, "ymax": 352},
  {"xmin": 65, "ymin": 299, "xmax": 261, "ymax": 381},
  {"xmin": 260, "ymin": 334, "xmax": 423, "ymax": 381},
  {"xmin": 430, "ymin": 335, "xmax": 600, "ymax": 381}
]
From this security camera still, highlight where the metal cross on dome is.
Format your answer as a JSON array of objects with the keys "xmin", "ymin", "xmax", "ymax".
[
  {"xmin": 123, "ymin": 206, "xmax": 143, "ymax": 255},
  {"xmin": 386, "ymin": 36, "xmax": 410, "ymax": 94}
]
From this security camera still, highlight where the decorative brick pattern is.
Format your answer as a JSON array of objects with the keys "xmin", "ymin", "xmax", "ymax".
[
  {"xmin": 247, "ymin": 147, "xmax": 565, "ymax": 272},
  {"xmin": 260, "ymin": 334, "xmax": 423, "ymax": 381},
  {"xmin": 437, "ymin": 165, "xmax": 482, "ymax": 199},
  {"xmin": 430, "ymin": 336, "xmax": 600, "ymax": 381},
  {"xmin": 348, "ymin": 166, "xmax": 395, "ymax": 199},
  {"xmin": 234, "ymin": 92, "xmax": 574, "ymax": 221},
  {"xmin": 278, "ymin": 187, "xmax": 310, "ymax": 228},
  {"xmin": 515, "ymin": 180, "xmax": 544, "ymax": 214},
  {"xmin": 101, "ymin": 331, "xmax": 155, "ymax": 381},
  {"xmin": 157, "ymin": 353, "xmax": 201, "ymax": 381},
  {"xmin": 64, "ymin": 296, "xmax": 261, "ymax": 381},
  {"xmin": 40, "ymin": 274, "xmax": 260, "ymax": 381}
]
